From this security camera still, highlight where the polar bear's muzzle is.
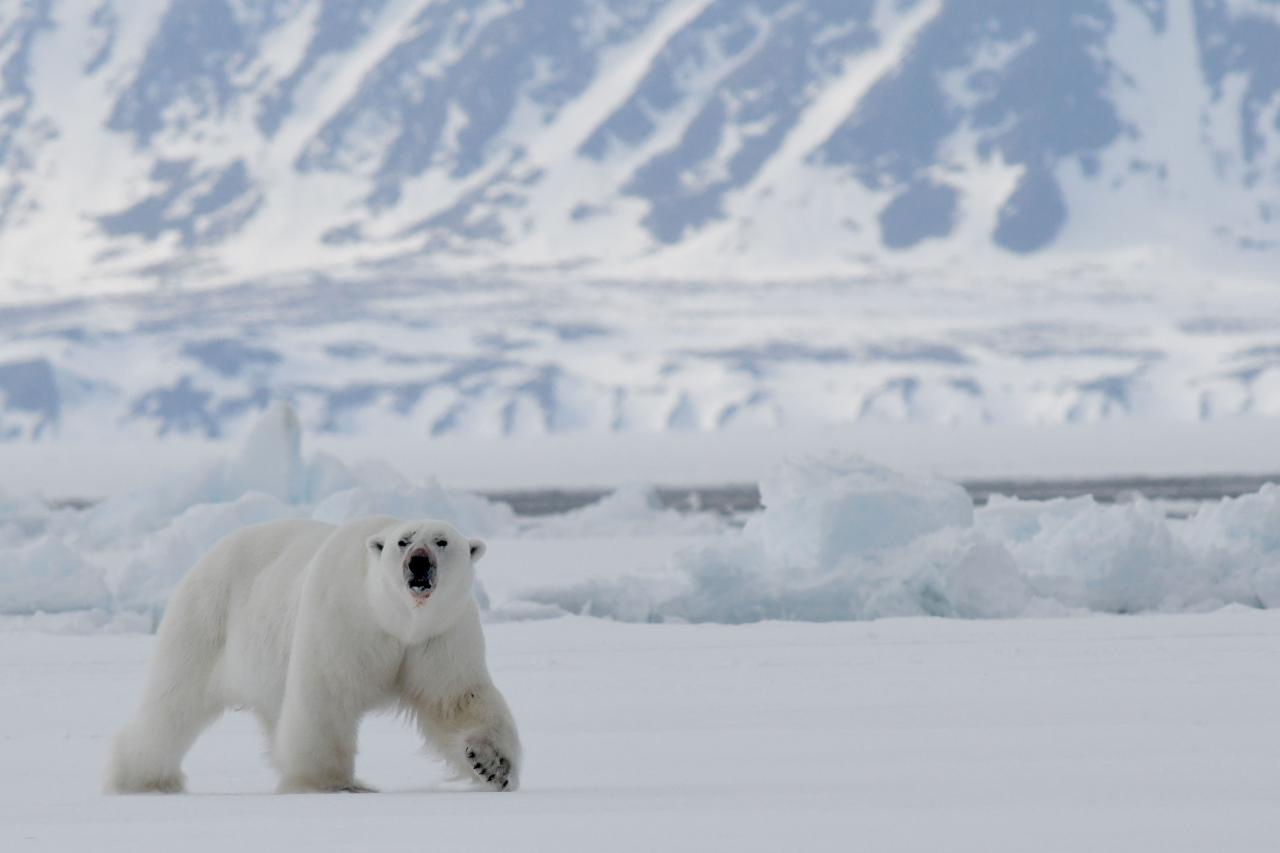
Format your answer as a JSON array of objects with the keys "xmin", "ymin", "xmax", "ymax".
[{"xmin": 404, "ymin": 548, "xmax": 437, "ymax": 600}]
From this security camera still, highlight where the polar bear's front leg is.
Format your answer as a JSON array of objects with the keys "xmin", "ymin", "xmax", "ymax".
[
  {"xmin": 273, "ymin": 682, "xmax": 369, "ymax": 793},
  {"xmin": 400, "ymin": 605, "xmax": 522, "ymax": 790},
  {"xmin": 271, "ymin": 636, "xmax": 381, "ymax": 794},
  {"xmin": 415, "ymin": 682, "xmax": 521, "ymax": 791}
]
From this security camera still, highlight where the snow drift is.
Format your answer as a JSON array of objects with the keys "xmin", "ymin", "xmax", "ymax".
[
  {"xmin": 3, "ymin": 402, "xmax": 1280, "ymax": 627},
  {"xmin": 0, "ymin": 536, "xmax": 112, "ymax": 615},
  {"xmin": 0, "ymin": 403, "xmax": 514, "ymax": 620},
  {"xmin": 524, "ymin": 457, "xmax": 1280, "ymax": 622}
]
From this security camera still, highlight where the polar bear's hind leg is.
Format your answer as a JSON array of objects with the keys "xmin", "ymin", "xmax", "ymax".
[{"xmin": 104, "ymin": 587, "xmax": 226, "ymax": 793}]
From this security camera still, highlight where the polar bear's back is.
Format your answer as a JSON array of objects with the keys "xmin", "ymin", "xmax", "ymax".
[
  {"xmin": 159, "ymin": 519, "xmax": 330, "ymax": 632},
  {"xmin": 175, "ymin": 518, "xmax": 337, "ymax": 610},
  {"xmin": 152, "ymin": 519, "xmax": 337, "ymax": 708}
]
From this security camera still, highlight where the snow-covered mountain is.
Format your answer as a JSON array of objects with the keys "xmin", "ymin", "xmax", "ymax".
[
  {"xmin": 2, "ymin": 0, "xmax": 1280, "ymax": 447},
  {"xmin": 3, "ymin": 272, "xmax": 1280, "ymax": 446},
  {"xmin": 1, "ymin": 0, "xmax": 1279, "ymax": 297}
]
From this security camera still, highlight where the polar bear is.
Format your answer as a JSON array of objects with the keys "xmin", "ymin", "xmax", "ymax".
[{"xmin": 104, "ymin": 516, "xmax": 520, "ymax": 794}]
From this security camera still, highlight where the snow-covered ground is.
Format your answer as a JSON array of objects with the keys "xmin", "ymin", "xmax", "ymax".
[{"xmin": 5, "ymin": 612, "xmax": 1280, "ymax": 852}]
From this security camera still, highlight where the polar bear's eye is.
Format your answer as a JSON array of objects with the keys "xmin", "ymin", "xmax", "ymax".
[
  {"xmin": 435, "ymin": 538, "xmax": 448, "ymax": 548},
  {"xmin": 397, "ymin": 539, "xmax": 410, "ymax": 548}
]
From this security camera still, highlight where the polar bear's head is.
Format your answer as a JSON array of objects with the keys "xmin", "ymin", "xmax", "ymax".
[{"xmin": 366, "ymin": 519, "xmax": 486, "ymax": 621}]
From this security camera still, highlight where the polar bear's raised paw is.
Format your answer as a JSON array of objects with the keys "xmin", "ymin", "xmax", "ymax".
[{"xmin": 465, "ymin": 741, "xmax": 514, "ymax": 791}]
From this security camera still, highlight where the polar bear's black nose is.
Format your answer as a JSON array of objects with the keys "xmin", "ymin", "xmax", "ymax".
[{"xmin": 405, "ymin": 548, "xmax": 437, "ymax": 593}]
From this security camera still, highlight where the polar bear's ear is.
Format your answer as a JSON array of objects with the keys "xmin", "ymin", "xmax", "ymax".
[
  {"xmin": 468, "ymin": 539, "xmax": 487, "ymax": 562},
  {"xmin": 367, "ymin": 536, "xmax": 385, "ymax": 555}
]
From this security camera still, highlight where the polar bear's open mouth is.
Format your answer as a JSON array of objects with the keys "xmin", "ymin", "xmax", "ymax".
[{"xmin": 404, "ymin": 548, "xmax": 437, "ymax": 601}]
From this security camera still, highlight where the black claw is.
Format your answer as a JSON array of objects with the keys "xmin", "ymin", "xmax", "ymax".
[
  {"xmin": 473, "ymin": 763, "xmax": 483, "ymax": 771},
  {"xmin": 487, "ymin": 774, "xmax": 496, "ymax": 783}
]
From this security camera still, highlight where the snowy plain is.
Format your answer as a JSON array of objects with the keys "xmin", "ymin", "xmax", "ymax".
[{"xmin": 5, "ymin": 612, "xmax": 1280, "ymax": 852}]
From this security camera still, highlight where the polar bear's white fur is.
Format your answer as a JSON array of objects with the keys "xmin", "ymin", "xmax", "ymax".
[{"xmin": 105, "ymin": 516, "xmax": 520, "ymax": 794}]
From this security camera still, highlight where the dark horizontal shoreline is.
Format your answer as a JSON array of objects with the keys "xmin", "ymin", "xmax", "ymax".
[
  {"xmin": 483, "ymin": 473, "xmax": 1280, "ymax": 518},
  {"xmin": 42, "ymin": 473, "xmax": 1280, "ymax": 518}
]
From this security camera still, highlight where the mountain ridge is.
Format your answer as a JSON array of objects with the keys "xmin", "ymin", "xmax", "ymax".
[{"xmin": 1, "ymin": 0, "xmax": 1278, "ymax": 297}]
